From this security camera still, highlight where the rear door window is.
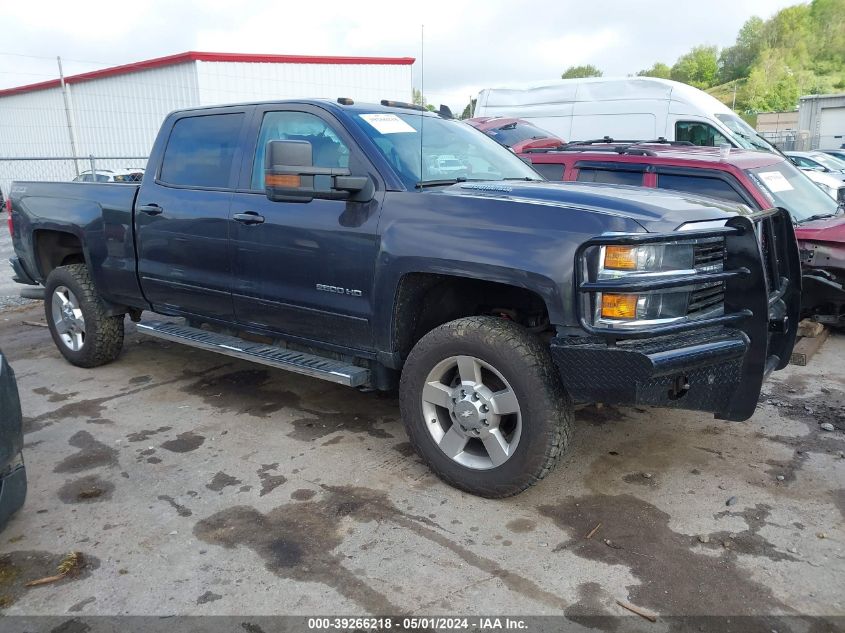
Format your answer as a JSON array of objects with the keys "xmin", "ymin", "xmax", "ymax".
[
  {"xmin": 160, "ymin": 113, "xmax": 244, "ymax": 188},
  {"xmin": 656, "ymin": 173, "xmax": 747, "ymax": 204},
  {"xmin": 576, "ymin": 168, "xmax": 643, "ymax": 186},
  {"xmin": 532, "ymin": 163, "xmax": 564, "ymax": 181}
]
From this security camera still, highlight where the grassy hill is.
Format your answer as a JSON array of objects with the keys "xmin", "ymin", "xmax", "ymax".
[{"xmin": 637, "ymin": 0, "xmax": 845, "ymax": 117}]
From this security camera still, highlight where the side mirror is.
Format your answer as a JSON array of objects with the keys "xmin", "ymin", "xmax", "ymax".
[{"xmin": 265, "ymin": 140, "xmax": 373, "ymax": 203}]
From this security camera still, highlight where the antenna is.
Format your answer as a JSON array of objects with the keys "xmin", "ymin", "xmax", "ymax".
[{"xmin": 419, "ymin": 24, "xmax": 424, "ymax": 182}]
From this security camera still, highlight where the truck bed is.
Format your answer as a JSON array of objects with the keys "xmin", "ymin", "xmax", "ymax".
[{"xmin": 10, "ymin": 181, "xmax": 144, "ymax": 309}]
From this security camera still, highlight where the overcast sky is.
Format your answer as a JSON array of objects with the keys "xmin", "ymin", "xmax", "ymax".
[{"xmin": 1, "ymin": 0, "xmax": 802, "ymax": 112}]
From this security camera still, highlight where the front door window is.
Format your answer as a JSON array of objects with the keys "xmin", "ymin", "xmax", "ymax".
[
  {"xmin": 251, "ymin": 111, "xmax": 350, "ymax": 190},
  {"xmin": 675, "ymin": 121, "xmax": 730, "ymax": 147}
]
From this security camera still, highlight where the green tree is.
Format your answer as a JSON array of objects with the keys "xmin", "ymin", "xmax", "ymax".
[
  {"xmin": 461, "ymin": 98, "xmax": 477, "ymax": 120},
  {"xmin": 412, "ymin": 88, "xmax": 436, "ymax": 112},
  {"xmin": 764, "ymin": 5, "xmax": 810, "ymax": 50},
  {"xmin": 744, "ymin": 49, "xmax": 800, "ymax": 112},
  {"xmin": 764, "ymin": 4, "xmax": 811, "ymax": 68},
  {"xmin": 671, "ymin": 46, "xmax": 719, "ymax": 88},
  {"xmin": 636, "ymin": 62, "xmax": 671, "ymax": 79},
  {"xmin": 561, "ymin": 64, "xmax": 603, "ymax": 79},
  {"xmin": 809, "ymin": 0, "xmax": 845, "ymax": 62},
  {"xmin": 650, "ymin": 0, "xmax": 845, "ymax": 114},
  {"xmin": 718, "ymin": 16, "xmax": 765, "ymax": 83}
]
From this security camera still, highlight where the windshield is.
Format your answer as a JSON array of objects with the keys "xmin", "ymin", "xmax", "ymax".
[
  {"xmin": 486, "ymin": 122, "xmax": 558, "ymax": 148},
  {"xmin": 747, "ymin": 161, "xmax": 839, "ymax": 222},
  {"xmin": 810, "ymin": 153, "xmax": 845, "ymax": 171},
  {"xmin": 715, "ymin": 113, "xmax": 777, "ymax": 153},
  {"xmin": 354, "ymin": 112, "xmax": 541, "ymax": 188}
]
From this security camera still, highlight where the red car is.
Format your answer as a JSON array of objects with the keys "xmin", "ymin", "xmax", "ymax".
[
  {"xmin": 466, "ymin": 117, "xmax": 562, "ymax": 153},
  {"xmin": 522, "ymin": 140, "xmax": 845, "ymax": 325}
]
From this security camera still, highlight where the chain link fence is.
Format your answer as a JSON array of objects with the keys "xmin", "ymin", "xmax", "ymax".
[
  {"xmin": 0, "ymin": 156, "xmax": 149, "ymax": 199},
  {"xmin": 757, "ymin": 131, "xmax": 814, "ymax": 152}
]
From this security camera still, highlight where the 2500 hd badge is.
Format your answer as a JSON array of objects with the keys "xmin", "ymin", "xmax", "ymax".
[{"xmin": 316, "ymin": 284, "xmax": 363, "ymax": 296}]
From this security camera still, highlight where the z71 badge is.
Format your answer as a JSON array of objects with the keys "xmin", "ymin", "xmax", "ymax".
[{"xmin": 316, "ymin": 284, "xmax": 362, "ymax": 297}]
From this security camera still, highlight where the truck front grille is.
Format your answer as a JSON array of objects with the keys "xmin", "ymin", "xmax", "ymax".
[{"xmin": 688, "ymin": 239, "xmax": 725, "ymax": 317}]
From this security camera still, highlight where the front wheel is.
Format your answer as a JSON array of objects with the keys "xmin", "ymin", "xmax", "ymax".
[
  {"xmin": 44, "ymin": 264, "xmax": 125, "ymax": 368},
  {"xmin": 399, "ymin": 316, "xmax": 572, "ymax": 498}
]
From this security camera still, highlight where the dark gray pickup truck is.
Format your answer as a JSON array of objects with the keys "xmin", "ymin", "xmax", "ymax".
[{"xmin": 8, "ymin": 99, "xmax": 800, "ymax": 496}]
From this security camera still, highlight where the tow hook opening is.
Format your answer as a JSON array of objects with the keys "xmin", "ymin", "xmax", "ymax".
[
  {"xmin": 769, "ymin": 315, "xmax": 789, "ymax": 333},
  {"xmin": 668, "ymin": 375, "xmax": 690, "ymax": 400}
]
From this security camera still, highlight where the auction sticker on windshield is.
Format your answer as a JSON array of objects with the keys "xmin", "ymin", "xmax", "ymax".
[
  {"xmin": 359, "ymin": 113, "xmax": 416, "ymax": 134},
  {"xmin": 758, "ymin": 171, "xmax": 794, "ymax": 193}
]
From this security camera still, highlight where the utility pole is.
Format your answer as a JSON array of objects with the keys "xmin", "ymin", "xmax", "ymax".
[
  {"xmin": 57, "ymin": 56, "xmax": 80, "ymax": 176},
  {"xmin": 732, "ymin": 80, "xmax": 738, "ymax": 110}
]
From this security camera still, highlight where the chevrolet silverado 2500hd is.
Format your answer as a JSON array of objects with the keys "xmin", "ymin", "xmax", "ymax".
[{"xmin": 8, "ymin": 99, "xmax": 800, "ymax": 497}]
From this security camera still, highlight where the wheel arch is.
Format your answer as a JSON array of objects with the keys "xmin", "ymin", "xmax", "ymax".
[
  {"xmin": 36, "ymin": 230, "xmax": 129, "ymax": 317},
  {"xmin": 32, "ymin": 228, "xmax": 89, "ymax": 280},
  {"xmin": 378, "ymin": 265, "xmax": 561, "ymax": 367}
]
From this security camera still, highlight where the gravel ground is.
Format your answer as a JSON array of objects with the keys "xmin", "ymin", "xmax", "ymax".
[
  {"xmin": 0, "ymin": 295, "xmax": 36, "ymax": 310},
  {"xmin": 0, "ymin": 211, "xmax": 36, "ymax": 309},
  {"xmin": 0, "ymin": 211, "xmax": 34, "ymax": 310}
]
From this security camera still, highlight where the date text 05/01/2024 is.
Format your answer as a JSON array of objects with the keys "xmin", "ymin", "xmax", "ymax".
[{"xmin": 307, "ymin": 617, "xmax": 528, "ymax": 630}]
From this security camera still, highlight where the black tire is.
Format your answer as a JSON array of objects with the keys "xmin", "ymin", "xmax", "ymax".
[
  {"xmin": 44, "ymin": 264, "xmax": 124, "ymax": 368},
  {"xmin": 399, "ymin": 316, "xmax": 572, "ymax": 498}
]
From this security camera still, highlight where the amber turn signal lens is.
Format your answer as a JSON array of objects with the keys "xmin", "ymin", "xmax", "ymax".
[
  {"xmin": 266, "ymin": 173, "xmax": 301, "ymax": 187},
  {"xmin": 604, "ymin": 245, "xmax": 638, "ymax": 270},
  {"xmin": 601, "ymin": 293, "xmax": 639, "ymax": 319}
]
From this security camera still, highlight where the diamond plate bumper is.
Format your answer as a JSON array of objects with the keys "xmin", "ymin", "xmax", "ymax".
[
  {"xmin": 551, "ymin": 328, "xmax": 750, "ymax": 419},
  {"xmin": 558, "ymin": 208, "xmax": 802, "ymax": 422}
]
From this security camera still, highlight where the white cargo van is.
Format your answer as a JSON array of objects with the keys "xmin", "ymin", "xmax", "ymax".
[{"xmin": 474, "ymin": 77, "xmax": 777, "ymax": 153}]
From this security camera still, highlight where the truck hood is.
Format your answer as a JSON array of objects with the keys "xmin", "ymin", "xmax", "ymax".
[
  {"xmin": 439, "ymin": 181, "xmax": 751, "ymax": 232},
  {"xmin": 794, "ymin": 215, "xmax": 845, "ymax": 246}
]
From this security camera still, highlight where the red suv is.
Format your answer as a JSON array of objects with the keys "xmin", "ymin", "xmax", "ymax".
[
  {"xmin": 466, "ymin": 117, "xmax": 562, "ymax": 153},
  {"xmin": 522, "ymin": 140, "xmax": 845, "ymax": 326}
]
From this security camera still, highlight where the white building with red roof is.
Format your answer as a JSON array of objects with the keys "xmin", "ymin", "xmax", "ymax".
[{"xmin": 0, "ymin": 51, "xmax": 414, "ymax": 186}]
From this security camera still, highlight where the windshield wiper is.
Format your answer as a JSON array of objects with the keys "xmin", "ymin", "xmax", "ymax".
[
  {"xmin": 798, "ymin": 213, "xmax": 837, "ymax": 223},
  {"xmin": 735, "ymin": 129, "xmax": 782, "ymax": 154},
  {"xmin": 415, "ymin": 177, "xmax": 467, "ymax": 189},
  {"xmin": 502, "ymin": 176, "xmax": 544, "ymax": 182}
]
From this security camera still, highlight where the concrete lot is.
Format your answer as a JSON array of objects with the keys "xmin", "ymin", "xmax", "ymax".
[{"xmin": 0, "ymin": 301, "xmax": 842, "ymax": 625}]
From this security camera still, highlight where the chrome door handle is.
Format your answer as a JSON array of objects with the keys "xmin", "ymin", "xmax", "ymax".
[
  {"xmin": 233, "ymin": 212, "xmax": 265, "ymax": 225},
  {"xmin": 138, "ymin": 204, "xmax": 163, "ymax": 216}
]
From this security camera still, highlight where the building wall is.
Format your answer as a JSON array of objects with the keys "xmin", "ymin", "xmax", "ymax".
[
  {"xmin": 69, "ymin": 62, "xmax": 199, "ymax": 157},
  {"xmin": 0, "ymin": 60, "xmax": 412, "ymax": 159},
  {"xmin": 0, "ymin": 87, "xmax": 73, "ymax": 157},
  {"xmin": 755, "ymin": 110, "xmax": 798, "ymax": 133},
  {"xmin": 798, "ymin": 93, "xmax": 845, "ymax": 149},
  {"xmin": 0, "ymin": 58, "xmax": 412, "ymax": 193},
  {"xmin": 195, "ymin": 61, "xmax": 412, "ymax": 106},
  {"xmin": 0, "ymin": 62, "xmax": 199, "ymax": 191}
]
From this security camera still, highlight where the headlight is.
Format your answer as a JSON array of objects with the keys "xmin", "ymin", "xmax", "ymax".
[
  {"xmin": 587, "ymin": 239, "xmax": 725, "ymax": 329},
  {"xmin": 601, "ymin": 243, "xmax": 693, "ymax": 272}
]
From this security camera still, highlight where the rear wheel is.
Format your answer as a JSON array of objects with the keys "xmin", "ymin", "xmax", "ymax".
[
  {"xmin": 44, "ymin": 264, "xmax": 124, "ymax": 368},
  {"xmin": 399, "ymin": 316, "xmax": 572, "ymax": 497}
]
